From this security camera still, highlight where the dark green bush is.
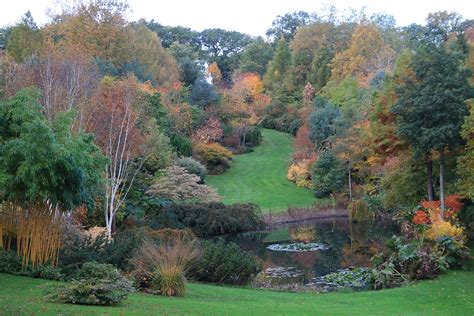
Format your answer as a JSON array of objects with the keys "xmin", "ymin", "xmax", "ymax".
[
  {"xmin": 189, "ymin": 239, "xmax": 261, "ymax": 285},
  {"xmin": 0, "ymin": 250, "xmax": 64, "ymax": 281},
  {"xmin": 145, "ymin": 202, "xmax": 264, "ymax": 237},
  {"xmin": 59, "ymin": 229, "xmax": 142, "ymax": 276}
]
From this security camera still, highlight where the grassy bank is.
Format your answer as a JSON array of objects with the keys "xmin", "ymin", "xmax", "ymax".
[
  {"xmin": 1, "ymin": 268, "xmax": 473, "ymax": 315},
  {"xmin": 208, "ymin": 129, "xmax": 321, "ymax": 212}
]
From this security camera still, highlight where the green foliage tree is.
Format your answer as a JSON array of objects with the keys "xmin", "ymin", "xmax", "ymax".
[
  {"xmin": 263, "ymin": 37, "xmax": 291, "ymax": 92},
  {"xmin": 393, "ymin": 43, "xmax": 471, "ymax": 214},
  {"xmin": 457, "ymin": 103, "xmax": 474, "ymax": 200},
  {"xmin": 308, "ymin": 97, "xmax": 341, "ymax": 149},
  {"xmin": 266, "ymin": 11, "xmax": 315, "ymax": 43},
  {"xmin": 6, "ymin": 11, "xmax": 42, "ymax": 63},
  {"xmin": 189, "ymin": 79, "xmax": 219, "ymax": 107},
  {"xmin": 0, "ymin": 88, "xmax": 106, "ymax": 210},
  {"xmin": 309, "ymin": 45, "xmax": 333, "ymax": 91},
  {"xmin": 200, "ymin": 28, "xmax": 252, "ymax": 83},
  {"xmin": 238, "ymin": 37, "xmax": 273, "ymax": 77},
  {"xmin": 311, "ymin": 150, "xmax": 346, "ymax": 198}
]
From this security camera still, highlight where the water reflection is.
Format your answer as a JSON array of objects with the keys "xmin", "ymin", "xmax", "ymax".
[{"xmin": 226, "ymin": 218, "xmax": 398, "ymax": 280}]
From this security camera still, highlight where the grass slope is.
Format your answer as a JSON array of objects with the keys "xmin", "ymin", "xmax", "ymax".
[
  {"xmin": 1, "ymin": 269, "xmax": 473, "ymax": 315},
  {"xmin": 207, "ymin": 129, "xmax": 320, "ymax": 212}
]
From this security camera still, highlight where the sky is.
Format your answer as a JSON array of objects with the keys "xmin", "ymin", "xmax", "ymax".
[{"xmin": 0, "ymin": 0, "xmax": 473, "ymax": 37}]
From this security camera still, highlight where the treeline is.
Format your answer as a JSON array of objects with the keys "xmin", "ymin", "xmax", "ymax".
[{"xmin": 0, "ymin": 1, "xmax": 473, "ymax": 242}]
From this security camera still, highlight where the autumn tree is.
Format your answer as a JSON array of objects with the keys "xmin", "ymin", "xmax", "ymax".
[
  {"xmin": 330, "ymin": 24, "xmax": 395, "ymax": 87},
  {"xmin": 83, "ymin": 76, "xmax": 155, "ymax": 237},
  {"xmin": 44, "ymin": 0, "xmax": 129, "ymax": 67}
]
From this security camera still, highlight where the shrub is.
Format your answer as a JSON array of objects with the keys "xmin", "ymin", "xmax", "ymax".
[
  {"xmin": 311, "ymin": 150, "xmax": 346, "ymax": 198},
  {"xmin": 148, "ymin": 202, "xmax": 264, "ymax": 237},
  {"xmin": 425, "ymin": 220, "xmax": 465, "ymax": 241},
  {"xmin": 131, "ymin": 237, "xmax": 199, "ymax": 296},
  {"xmin": 348, "ymin": 200, "xmax": 373, "ymax": 222},
  {"xmin": 189, "ymin": 239, "xmax": 261, "ymax": 285},
  {"xmin": 146, "ymin": 165, "xmax": 219, "ymax": 203},
  {"xmin": 0, "ymin": 250, "xmax": 64, "ymax": 281},
  {"xmin": 371, "ymin": 236, "xmax": 447, "ymax": 289},
  {"xmin": 287, "ymin": 160, "xmax": 313, "ymax": 188},
  {"xmin": 194, "ymin": 142, "xmax": 232, "ymax": 175},
  {"xmin": 176, "ymin": 157, "xmax": 208, "ymax": 181},
  {"xmin": 436, "ymin": 236, "xmax": 471, "ymax": 270},
  {"xmin": 50, "ymin": 279, "xmax": 129, "ymax": 305},
  {"xmin": 59, "ymin": 228, "xmax": 142, "ymax": 276},
  {"xmin": 48, "ymin": 262, "xmax": 133, "ymax": 306}
]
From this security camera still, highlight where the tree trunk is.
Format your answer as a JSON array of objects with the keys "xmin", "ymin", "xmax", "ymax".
[
  {"xmin": 348, "ymin": 160, "xmax": 352, "ymax": 201},
  {"xmin": 439, "ymin": 147, "xmax": 446, "ymax": 219},
  {"xmin": 426, "ymin": 155, "xmax": 435, "ymax": 201}
]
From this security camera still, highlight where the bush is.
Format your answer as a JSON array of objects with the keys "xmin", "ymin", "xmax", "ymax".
[
  {"xmin": 176, "ymin": 157, "xmax": 208, "ymax": 181},
  {"xmin": 59, "ymin": 228, "xmax": 142, "ymax": 276},
  {"xmin": 0, "ymin": 250, "xmax": 64, "ymax": 281},
  {"xmin": 194, "ymin": 142, "xmax": 232, "ymax": 175},
  {"xmin": 48, "ymin": 262, "xmax": 133, "ymax": 306},
  {"xmin": 147, "ymin": 202, "xmax": 263, "ymax": 237},
  {"xmin": 50, "ymin": 279, "xmax": 129, "ymax": 305},
  {"xmin": 371, "ymin": 236, "xmax": 448, "ymax": 289},
  {"xmin": 131, "ymin": 238, "xmax": 199, "ymax": 296},
  {"xmin": 287, "ymin": 160, "xmax": 313, "ymax": 188},
  {"xmin": 189, "ymin": 239, "xmax": 261, "ymax": 285},
  {"xmin": 349, "ymin": 200, "xmax": 373, "ymax": 222}
]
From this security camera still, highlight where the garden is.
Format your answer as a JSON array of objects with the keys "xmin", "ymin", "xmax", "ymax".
[{"xmin": 0, "ymin": 1, "xmax": 474, "ymax": 315}]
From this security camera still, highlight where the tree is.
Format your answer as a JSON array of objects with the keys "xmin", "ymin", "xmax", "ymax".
[
  {"xmin": 393, "ymin": 43, "xmax": 471, "ymax": 215},
  {"xmin": 457, "ymin": 102, "xmax": 474, "ymax": 200},
  {"xmin": 238, "ymin": 37, "xmax": 273, "ymax": 77},
  {"xmin": 124, "ymin": 23, "xmax": 180, "ymax": 86},
  {"xmin": 200, "ymin": 28, "xmax": 252, "ymax": 82},
  {"xmin": 311, "ymin": 150, "xmax": 346, "ymax": 198},
  {"xmin": 35, "ymin": 43, "xmax": 100, "ymax": 122},
  {"xmin": 83, "ymin": 77, "xmax": 154, "ymax": 237},
  {"xmin": 146, "ymin": 165, "xmax": 220, "ymax": 203},
  {"xmin": 330, "ymin": 24, "xmax": 395, "ymax": 87},
  {"xmin": 189, "ymin": 79, "xmax": 219, "ymax": 107},
  {"xmin": 169, "ymin": 42, "xmax": 204, "ymax": 86},
  {"xmin": 6, "ymin": 11, "xmax": 42, "ymax": 63},
  {"xmin": 266, "ymin": 11, "xmax": 316, "ymax": 43},
  {"xmin": 309, "ymin": 45, "xmax": 333, "ymax": 91},
  {"xmin": 0, "ymin": 88, "xmax": 106, "ymax": 265},
  {"xmin": 263, "ymin": 37, "xmax": 291, "ymax": 92},
  {"xmin": 308, "ymin": 97, "xmax": 341, "ymax": 149}
]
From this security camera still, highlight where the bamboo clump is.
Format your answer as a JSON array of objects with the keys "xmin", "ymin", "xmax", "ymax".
[{"xmin": 0, "ymin": 202, "xmax": 64, "ymax": 268}]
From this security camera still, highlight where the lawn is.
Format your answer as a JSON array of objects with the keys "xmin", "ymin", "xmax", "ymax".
[
  {"xmin": 1, "ymin": 268, "xmax": 473, "ymax": 315},
  {"xmin": 207, "ymin": 129, "xmax": 322, "ymax": 212}
]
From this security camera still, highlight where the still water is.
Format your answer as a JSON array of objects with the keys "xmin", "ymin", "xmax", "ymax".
[{"xmin": 226, "ymin": 218, "xmax": 398, "ymax": 282}]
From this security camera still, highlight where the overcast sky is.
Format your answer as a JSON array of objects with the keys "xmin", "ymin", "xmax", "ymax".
[{"xmin": 1, "ymin": 0, "xmax": 473, "ymax": 36}]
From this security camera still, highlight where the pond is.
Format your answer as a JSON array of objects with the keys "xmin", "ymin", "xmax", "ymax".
[{"xmin": 225, "ymin": 218, "xmax": 398, "ymax": 290}]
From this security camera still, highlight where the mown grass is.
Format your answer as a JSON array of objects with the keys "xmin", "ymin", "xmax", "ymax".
[
  {"xmin": 1, "ymin": 268, "xmax": 473, "ymax": 315},
  {"xmin": 208, "ymin": 129, "xmax": 323, "ymax": 213}
]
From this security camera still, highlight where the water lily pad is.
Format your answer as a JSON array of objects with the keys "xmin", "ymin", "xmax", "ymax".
[{"xmin": 266, "ymin": 242, "xmax": 329, "ymax": 252}]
